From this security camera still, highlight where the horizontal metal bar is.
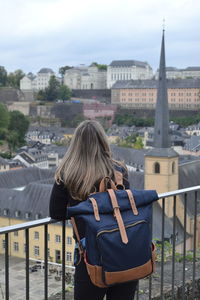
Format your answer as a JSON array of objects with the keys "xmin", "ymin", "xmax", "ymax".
[
  {"xmin": 0, "ymin": 217, "xmax": 58, "ymax": 234},
  {"xmin": 158, "ymin": 185, "xmax": 200, "ymax": 199}
]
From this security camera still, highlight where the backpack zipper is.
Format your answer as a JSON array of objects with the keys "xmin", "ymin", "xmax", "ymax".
[{"xmin": 96, "ymin": 220, "xmax": 147, "ymax": 238}]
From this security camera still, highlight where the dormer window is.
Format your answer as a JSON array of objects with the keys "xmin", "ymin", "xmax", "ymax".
[
  {"xmin": 15, "ymin": 211, "xmax": 20, "ymax": 218},
  {"xmin": 3, "ymin": 209, "xmax": 9, "ymax": 216},
  {"xmin": 35, "ymin": 213, "xmax": 40, "ymax": 220},
  {"xmin": 25, "ymin": 212, "xmax": 31, "ymax": 219}
]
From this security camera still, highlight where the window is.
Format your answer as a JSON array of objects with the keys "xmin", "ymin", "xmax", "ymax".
[
  {"xmin": 66, "ymin": 252, "xmax": 72, "ymax": 262},
  {"xmin": 25, "ymin": 212, "xmax": 31, "ymax": 219},
  {"xmin": 14, "ymin": 242, "xmax": 19, "ymax": 251},
  {"xmin": 34, "ymin": 231, "xmax": 39, "ymax": 240},
  {"xmin": 34, "ymin": 246, "xmax": 40, "ymax": 256},
  {"xmin": 15, "ymin": 211, "xmax": 20, "ymax": 217},
  {"xmin": 2, "ymin": 240, "xmax": 5, "ymax": 249},
  {"xmin": 67, "ymin": 237, "xmax": 72, "ymax": 245},
  {"xmin": 3, "ymin": 209, "xmax": 9, "ymax": 216},
  {"xmin": 14, "ymin": 231, "xmax": 18, "ymax": 237},
  {"xmin": 35, "ymin": 213, "xmax": 40, "ymax": 219},
  {"xmin": 55, "ymin": 235, "xmax": 61, "ymax": 243},
  {"xmin": 154, "ymin": 162, "xmax": 160, "ymax": 174},
  {"xmin": 172, "ymin": 162, "xmax": 175, "ymax": 174}
]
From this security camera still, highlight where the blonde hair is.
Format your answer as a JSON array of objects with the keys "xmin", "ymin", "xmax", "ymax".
[{"xmin": 55, "ymin": 120, "xmax": 123, "ymax": 201}]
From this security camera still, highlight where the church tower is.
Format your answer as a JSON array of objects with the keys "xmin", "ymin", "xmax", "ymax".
[{"xmin": 144, "ymin": 30, "xmax": 179, "ymax": 217}]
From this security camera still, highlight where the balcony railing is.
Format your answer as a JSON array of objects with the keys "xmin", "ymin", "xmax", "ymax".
[{"xmin": 0, "ymin": 186, "xmax": 200, "ymax": 300}]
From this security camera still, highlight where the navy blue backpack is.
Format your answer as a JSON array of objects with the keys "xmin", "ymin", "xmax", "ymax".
[{"xmin": 67, "ymin": 172, "xmax": 158, "ymax": 287}]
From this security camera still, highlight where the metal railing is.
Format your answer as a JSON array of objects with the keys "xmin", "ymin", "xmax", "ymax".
[{"xmin": 0, "ymin": 186, "xmax": 200, "ymax": 300}]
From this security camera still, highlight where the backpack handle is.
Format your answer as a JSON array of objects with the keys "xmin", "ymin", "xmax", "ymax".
[
  {"xmin": 99, "ymin": 177, "xmax": 117, "ymax": 192},
  {"xmin": 107, "ymin": 189, "xmax": 128, "ymax": 244},
  {"xmin": 126, "ymin": 190, "xmax": 138, "ymax": 215}
]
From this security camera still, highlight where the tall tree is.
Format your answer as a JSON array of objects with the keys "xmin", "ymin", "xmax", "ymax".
[
  {"xmin": 45, "ymin": 75, "xmax": 60, "ymax": 101},
  {"xmin": 8, "ymin": 110, "xmax": 29, "ymax": 144},
  {"xmin": 0, "ymin": 103, "xmax": 10, "ymax": 128},
  {"xmin": 7, "ymin": 69, "xmax": 25, "ymax": 88},
  {"xmin": 58, "ymin": 85, "xmax": 71, "ymax": 100},
  {"xmin": 0, "ymin": 66, "xmax": 7, "ymax": 86}
]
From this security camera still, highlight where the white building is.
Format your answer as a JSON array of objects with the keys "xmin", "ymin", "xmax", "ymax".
[
  {"xmin": 64, "ymin": 64, "xmax": 107, "ymax": 89},
  {"xmin": 20, "ymin": 68, "xmax": 55, "ymax": 92},
  {"xmin": 107, "ymin": 60, "xmax": 153, "ymax": 88},
  {"xmin": 36, "ymin": 68, "xmax": 55, "ymax": 90},
  {"xmin": 20, "ymin": 72, "xmax": 37, "ymax": 90},
  {"xmin": 155, "ymin": 66, "xmax": 200, "ymax": 79}
]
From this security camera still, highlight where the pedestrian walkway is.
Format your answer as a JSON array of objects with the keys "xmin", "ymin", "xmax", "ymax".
[{"xmin": 0, "ymin": 255, "xmax": 73, "ymax": 300}]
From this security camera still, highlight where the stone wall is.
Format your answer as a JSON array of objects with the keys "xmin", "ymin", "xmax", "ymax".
[
  {"xmin": 72, "ymin": 89, "xmax": 111, "ymax": 102},
  {"xmin": 118, "ymin": 107, "xmax": 199, "ymax": 119},
  {"xmin": 0, "ymin": 87, "xmax": 25, "ymax": 103}
]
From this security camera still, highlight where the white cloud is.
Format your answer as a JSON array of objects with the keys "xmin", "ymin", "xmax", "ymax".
[{"xmin": 0, "ymin": 0, "xmax": 200, "ymax": 73}]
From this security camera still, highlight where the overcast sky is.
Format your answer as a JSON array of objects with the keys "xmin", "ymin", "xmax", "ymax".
[{"xmin": 0, "ymin": 0, "xmax": 200, "ymax": 74}]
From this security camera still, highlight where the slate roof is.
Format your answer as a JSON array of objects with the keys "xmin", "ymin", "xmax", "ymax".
[
  {"xmin": 0, "ymin": 167, "xmax": 54, "ymax": 189},
  {"xmin": 109, "ymin": 60, "xmax": 150, "ymax": 68},
  {"xmin": 0, "ymin": 183, "xmax": 53, "ymax": 220},
  {"xmin": 38, "ymin": 68, "xmax": 54, "ymax": 74},
  {"xmin": 112, "ymin": 78, "xmax": 200, "ymax": 89}
]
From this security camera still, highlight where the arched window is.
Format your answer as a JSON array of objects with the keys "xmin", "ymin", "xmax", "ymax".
[
  {"xmin": 154, "ymin": 162, "xmax": 160, "ymax": 174},
  {"xmin": 172, "ymin": 162, "xmax": 175, "ymax": 174}
]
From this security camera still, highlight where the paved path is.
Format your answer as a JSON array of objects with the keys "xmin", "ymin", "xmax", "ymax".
[{"xmin": 0, "ymin": 255, "xmax": 73, "ymax": 300}]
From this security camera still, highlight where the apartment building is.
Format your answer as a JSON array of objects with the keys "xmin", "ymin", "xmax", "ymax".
[
  {"xmin": 64, "ymin": 63, "xmax": 107, "ymax": 89},
  {"xmin": 0, "ymin": 167, "xmax": 75, "ymax": 265},
  {"xmin": 111, "ymin": 78, "xmax": 200, "ymax": 110},
  {"xmin": 20, "ymin": 68, "xmax": 56, "ymax": 91},
  {"xmin": 155, "ymin": 66, "xmax": 200, "ymax": 79},
  {"xmin": 107, "ymin": 60, "xmax": 153, "ymax": 88}
]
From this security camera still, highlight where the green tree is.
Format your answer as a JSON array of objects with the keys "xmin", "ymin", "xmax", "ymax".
[
  {"xmin": 36, "ymin": 89, "xmax": 46, "ymax": 101},
  {"xmin": 58, "ymin": 85, "xmax": 71, "ymax": 100},
  {"xmin": 45, "ymin": 75, "xmax": 60, "ymax": 101},
  {"xmin": 59, "ymin": 66, "xmax": 73, "ymax": 77},
  {"xmin": 0, "ymin": 66, "xmax": 7, "ymax": 86},
  {"xmin": 0, "ymin": 103, "xmax": 10, "ymax": 128},
  {"xmin": 7, "ymin": 69, "xmax": 25, "ymax": 88},
  {"xmin": 8, "ymin": 110, "xmax": 29, "ymax": 144},
  {"xmin": 134, "ymin": 136, "xmax": 144, "ymax": 149},
  {"xmin": 6, "ymin": 130, "xmax": 19, "ymax": 155},
  {"xmin": 91, "ymin": 62, "xmax": 107, "ymax": 70}
]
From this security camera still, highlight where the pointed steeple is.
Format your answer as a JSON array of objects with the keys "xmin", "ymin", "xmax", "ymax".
[{"xmin": 154, "ymin": 30, "xmax": 170, "ymax": 148}]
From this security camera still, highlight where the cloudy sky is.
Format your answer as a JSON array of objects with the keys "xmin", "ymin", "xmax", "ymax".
[{"xmin": 0, "ymin": 0, "xmax": 200, "ymax": 74}]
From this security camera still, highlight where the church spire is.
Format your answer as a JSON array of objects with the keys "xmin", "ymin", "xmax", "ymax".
[{"xmin": 154, "ymin": 30, "xmax": 170, "ymax": 148}]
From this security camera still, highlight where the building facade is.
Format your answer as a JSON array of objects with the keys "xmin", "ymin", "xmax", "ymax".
[
  {"xmin": 111, "ymin": 79, "xmax": 200, "ymax": 110},
  {"xmin": 107, "ymin": 60, "xmax": 153, "ymax": 88},
  {"xmin": 20, "ymin": 68, "xmax": 56, "ymax": 92},
  {"xmin": 64, "ymin": 64, "xmax": 107, "ymax": 90},
  {"xmin": 155, "ymin": 66, "xmax": 200, "ymax": 79}
]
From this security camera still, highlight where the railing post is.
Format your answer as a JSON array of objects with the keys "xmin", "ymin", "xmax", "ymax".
[
  {"xmin": 172, "ymin": 195, "xmax": 176, "ymax": 299},
  {"xmin": 182, "ymin": 193, "xmax": 187, "ymax": 300},
  {"xmin": 192, "ymin": 191, "xmax": 197, "ymax": 299},
  {"xmin": 160, "ymin": 197, "xmax": 165, "ymax": 300},
  {"xmin": 5, "ymin": 233, "xmax": 9, "ymax": 300},
  {"xmin": 44, "ymin": 224, "xmax": 48, "ymax": 300},
  {"xmin": 25, "ymin": 228, "xmax": 30, "ymax": 300},
  {"xmin": 62, "ymin": 220, "xmax": 66, "ymax": 300}
]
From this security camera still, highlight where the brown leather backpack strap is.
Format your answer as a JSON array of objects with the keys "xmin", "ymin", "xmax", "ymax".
[
  {"xmin": 99, "ymin": 177, "xmax": 116, "ymax": 192},
  {"xmin": 114, "ymin": 170, "xmax": 123, "ymax": 185},
  {"xmin": 70, "ymin": 217, "xmax": 84, "ymax": 255},
  {"xmin": 126, "ymin": 190, "xmax": 138, "ymax": 216},
  {"xmin": 107, "ymin": 189, "xmax": 128, "ymax": 244},
  {"xmin": 89, "ymin": 197, "xmax": 100, "ymax": 221}
]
